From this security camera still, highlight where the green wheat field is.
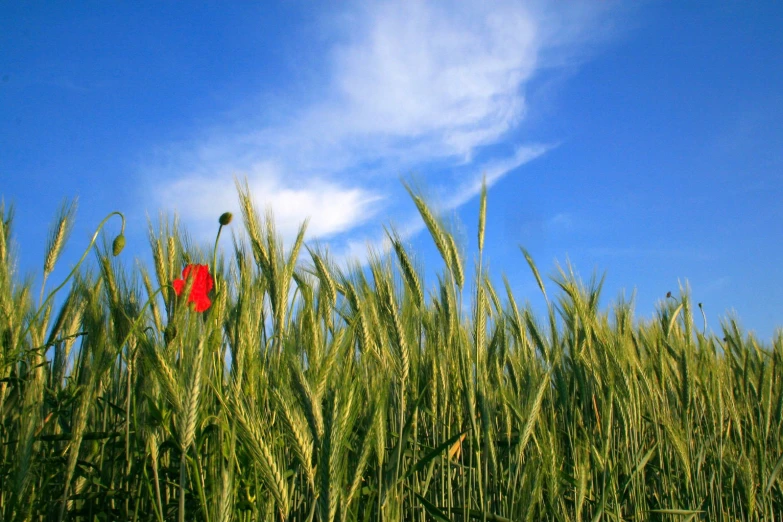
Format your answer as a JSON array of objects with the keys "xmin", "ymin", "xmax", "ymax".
[{"xmin": 1, "ymin": 181, "xmax": 781, "ymax": 521}]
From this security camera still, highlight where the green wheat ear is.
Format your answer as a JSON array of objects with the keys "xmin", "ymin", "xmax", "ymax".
[
  {"xmin": 43, "ymin": 198, "xmax": 77, "ymax": 276},
  {"xmin": 478, "ymin": 175, "xmax": 487, "ymax": 254}
]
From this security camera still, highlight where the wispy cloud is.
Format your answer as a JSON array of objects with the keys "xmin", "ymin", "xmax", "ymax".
[
  {"xmin": 324, "ymin": 1, "xmax": 536, "ymax": 158},
  {"xmin": 546, "ymin": 212, "xmax": 575, "ymax": 232},
  {"xmin": 702, "ymin": 276, "xmax": 730, "ymax": 294},
  {"xmin": 445, "ymin": 144, "xmax": 554, "ymax": 209},
  {"xmin": 587, "ymin": 246, "xmax": 714, "ymax": 261},
  {"xmin": 157, "ymin": 162, "xmax": 382, "ymax": 240},
  {"xmin": 143, "ymin": 1, "xmax": 616, "ymax": 261}
]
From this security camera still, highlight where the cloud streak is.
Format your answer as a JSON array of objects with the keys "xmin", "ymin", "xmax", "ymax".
[{"xmin": 159, "ymin": 162, "xmax": 383, "ymax": 240}]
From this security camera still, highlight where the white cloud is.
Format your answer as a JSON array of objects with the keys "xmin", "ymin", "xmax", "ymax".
[
  {"xmin": 145, "ymin": 0, "xmax": 616, "ymax": 259},
  {"xmin": 326, "ymin": 0, "xmax": 537, "ymax": 157},
  {"xmin": 158, "ymin": 162, "xmax": 382, "ymax": 240}
]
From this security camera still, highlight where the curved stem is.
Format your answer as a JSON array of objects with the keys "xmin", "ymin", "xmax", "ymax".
[
  {"xmin": 212, "ymin": 224, "xmax": 224, "ymax": 272},
  {"xmin": 211, "ymin": 223, "xmax": 225, "ymax": 299}
]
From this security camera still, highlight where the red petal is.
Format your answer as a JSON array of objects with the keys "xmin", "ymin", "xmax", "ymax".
[
  {"xmin": 193, "ymin": 295, "xmax": 211, "ymax": 312},
  {"xmin": 174, "ymin": 264, "xmax": 214, "ymax": 313}
]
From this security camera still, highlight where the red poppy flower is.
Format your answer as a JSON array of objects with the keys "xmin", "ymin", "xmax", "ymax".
[{"xmin": 172, "ymin": 264, "xmax": 214, "ymax": 312}]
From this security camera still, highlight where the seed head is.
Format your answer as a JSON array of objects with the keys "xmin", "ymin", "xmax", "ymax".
[{"xmin": 219, "ymin": 212, "xmax": 233, "ymax": 226}]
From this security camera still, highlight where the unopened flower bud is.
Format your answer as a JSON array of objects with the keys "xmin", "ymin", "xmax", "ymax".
[
  {"xmin": 219, "ymin": 212, "xmax": 233, "ymax": 226},
  {"xmin": 164, "ymin": 324, "xmax": 177, "ymax": 344},
  {"xmin": 112, "ymin": 234, "xmax": 126, "ymax": 256}
]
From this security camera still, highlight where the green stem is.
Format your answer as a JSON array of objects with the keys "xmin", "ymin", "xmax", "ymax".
[
  {"xmin": 212, "ymin": 224, "xmax": 224, "ymax": 275},
  {"xmin": 179, "ymin": 452, "xmax": 187, "ymax": 522},
  {"xmin": 211, "ymin": 222, "xmax": 227, "ymax": 302}
]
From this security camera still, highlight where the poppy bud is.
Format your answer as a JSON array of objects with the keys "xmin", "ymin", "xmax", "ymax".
[
  {"xmin": 219, "ymin": 212, "xmax": 233, "ymax": 226},
  {"xmin": 164, "ymin": 324, "xmax": 177, "ymax": 344},
  {"xmin": 666, "ymin": 291, "xmax": 672, "ymax": 299},
  {"xmin": 112, "ymin": 234, "xmax": 126, "ymax": 256}
]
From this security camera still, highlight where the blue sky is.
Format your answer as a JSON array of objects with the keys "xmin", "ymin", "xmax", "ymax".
[{"xmin": 2, "ymin": 2, "xmax": 781, "ymax": 341}]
